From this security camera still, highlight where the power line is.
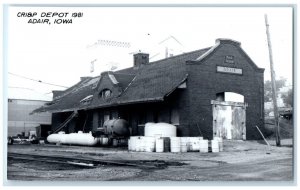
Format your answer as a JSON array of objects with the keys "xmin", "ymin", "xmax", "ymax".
[
  {"xmin": 8, "ymin": 72, "xmax": 68, "ymax": 88},
  {"xmin": 8, "ymin": 86, "xmax": 34, "ymax": 90}
]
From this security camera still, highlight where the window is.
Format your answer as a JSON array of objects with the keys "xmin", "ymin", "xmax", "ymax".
[{"xmin": 99, "ymin": 89, "xmax": 112, "ymax": 99}]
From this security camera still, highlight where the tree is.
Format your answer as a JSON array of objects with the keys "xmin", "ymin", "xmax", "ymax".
[
  {"xmin": 264, "ymin": 77, "xmax": 287, "ymax": 102},
  {"xmin": 282, "ymin": 89, "xmax": 293, "ymax": 107}
]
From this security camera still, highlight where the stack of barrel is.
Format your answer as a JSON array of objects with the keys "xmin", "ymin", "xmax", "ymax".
[
  {"xmin": 128, "ymin": 123, "xmax": 224, "ymax": 153},
  {"xmin": 128, "ymin": 136, "xmax": 224, "ymax": 153}
]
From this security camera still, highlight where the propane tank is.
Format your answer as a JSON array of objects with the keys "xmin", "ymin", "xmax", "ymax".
[
  {"xmin": 103, "ymin": 119, "xmax": 130, "ymax": 137},
  {"xmin": 47, "ymin": 131, "xmax": 98, "ymax": 146}
]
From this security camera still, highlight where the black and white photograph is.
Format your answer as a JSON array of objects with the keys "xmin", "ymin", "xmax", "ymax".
[{"xmin": 2, "ymin": 0, "xmax": 297, "ymax": 186}]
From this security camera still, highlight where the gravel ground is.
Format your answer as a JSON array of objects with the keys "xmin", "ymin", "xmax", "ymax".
[{"xmin": 6, "ymin": 139, "xmax": 294, "ymax": 182}]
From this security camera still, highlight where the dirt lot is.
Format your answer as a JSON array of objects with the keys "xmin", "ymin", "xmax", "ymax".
[{"xmin": 6, "ymin": 139, "xmax": 294, "ymax": 182}]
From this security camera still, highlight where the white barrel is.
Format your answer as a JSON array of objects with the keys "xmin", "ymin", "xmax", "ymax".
[
  {"xmin": 139, "ymin": 136, "xmax": 146, "ymax": 152},
  {"xmin": 242, "ymin": 134, "xmax": 246, "ymax": 140},
  {"xmin": 155, "ymin": 138, "xmax": 164, "ymax": 152},
  {"xmin": 180, "ymin": 137, "xmax": 189, "ymax": 152},
  {"xmin": 211, "ymin": 140, "xmax": 219, "ymax": 153},
  {"xmin": 144, "ymin": 136, "xmax": 156, "ymax": 152},
  {"xmin": 128, "ymin": 139, "xmax": 131, "ymax": 151},
  {"xmin": 137, "ymin": 137, "xmax": 143, "ymax": 152},
  {"xmin": 129, "ymin": 137, "xmax": 133, "ymax": 151},
  {"xmin": 101, "ymin": 137, "xmax": 109, "ymax": 146},
  {"xmin": 189, "ymin": 137, "xmax": 202, "ymax": 151},
  {"xmin": 213, "ymin": 137, "xmax": 223, "ymax": 152},
  {"xmin": 199, "ymin": 140, "xmax": 208, "ymax": 153},
  {"xmin": 170, "ymin": 137, "xmax": 181, "ymax": 153},
  {"xmin": 162, "ymin": 137, "xmax": 171, "ymax": 152},
  {"xmin": 112, "ymin": 139, "xmax": 118, "ymax": 146},
  {"xmin": 129, "ymin": 136, "xmax": 137, "ymax": 151}
]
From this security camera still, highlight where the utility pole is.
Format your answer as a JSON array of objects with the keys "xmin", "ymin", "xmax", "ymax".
[{"xmin": 265, "ymin": 14, "xmax": 281, "ymax": 146}]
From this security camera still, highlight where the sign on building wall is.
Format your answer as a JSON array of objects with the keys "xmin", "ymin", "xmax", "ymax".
[
  {"xmin": 217, "ymin": 66, "xmax": 243, "ymax": 75},
  {"xmin": 224, "ymin": 55, "xmax": 235, "ymax": 64}
]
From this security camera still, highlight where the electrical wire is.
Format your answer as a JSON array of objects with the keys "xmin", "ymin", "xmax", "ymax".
[{"xmin": 8, "ymin": 72, "xmax": 68, "ymax": 88}]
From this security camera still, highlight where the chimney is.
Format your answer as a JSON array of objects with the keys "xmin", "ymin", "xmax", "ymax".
[{"xmin": 133, "ymin": 53, "xmax": 149, "ymax": 68}]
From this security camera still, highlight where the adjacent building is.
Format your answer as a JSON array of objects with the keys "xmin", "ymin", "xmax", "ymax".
[
  {"xmin": 8, "ymin": 88, "xmax": 52, "ymax": 137},
  {"xmin": 34, "ymin": 39, "xmax": 265, "ymax": 140}
]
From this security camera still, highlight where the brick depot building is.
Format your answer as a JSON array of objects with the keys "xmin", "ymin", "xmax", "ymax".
[{"xmin": 34, "ymin": 39, "xmax": 265, "ymax": 140}]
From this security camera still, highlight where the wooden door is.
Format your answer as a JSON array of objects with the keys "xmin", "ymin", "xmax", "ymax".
[
  {"xmin": 231, "ymin": 106, "xmax": 246, "ymax": 139},
  {"xmin": 212, "ymin": 100, "xmax": 246, "ymax": 140}
]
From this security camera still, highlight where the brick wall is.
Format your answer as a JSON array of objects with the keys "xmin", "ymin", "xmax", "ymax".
[{"xmin": 185, "ymin": 40, "xmax": 264, "ymax": 140}]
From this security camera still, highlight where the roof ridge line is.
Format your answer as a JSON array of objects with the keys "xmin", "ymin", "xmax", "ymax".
[{"xmin": 195, "ymin": 42, "xmax": 220, "ymax": 61}]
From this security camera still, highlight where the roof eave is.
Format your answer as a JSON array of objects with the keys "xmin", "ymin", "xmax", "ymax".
[{"xmin": 85, "ymin": 97, "xmax": 165, "ymax": 111}]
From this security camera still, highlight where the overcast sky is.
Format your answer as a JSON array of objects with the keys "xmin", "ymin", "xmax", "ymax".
[{"xmin": 5, "ymin": 6, "xmax": 293, "ymax": 100}]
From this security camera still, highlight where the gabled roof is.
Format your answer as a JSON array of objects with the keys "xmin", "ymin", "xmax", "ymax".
[
  {"xmin": 32, "ymin": 47, "xmax": 211, "ymax": 113},
  {"xmin": 115, "ymin": 48, "xmax": 210, "ymax": 105}
]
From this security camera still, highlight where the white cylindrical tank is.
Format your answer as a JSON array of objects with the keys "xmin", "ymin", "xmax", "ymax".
[
  {"xmin": 199, "ymin": 140, "xmax": 209, "ymax": 153},
  {"xmin": 47, "ymin": 132, "xmax": 67, "ymax": 144},
  {"xmin": 144, "ymin": 122, "xmax": 176, "ymax": 137},
  {"xmin": 170, "ymin": 137, "xmax": 181, "ymax": 153},
  {"xmin": 47, "ymin": 132, "xmax": 98, "ymax": 146},
  {"xmin": 144, "ymin": 122, "xmax": 155, "ymax": 135},
  {"xmin": 47, "ymin": 134, "xmax": 61, "ymax": 144},
  {"xmin": 68, "ymin": 132, "xmax": 98, "ymax": 146},
  {"xmin": 155, "ymin": 138, "xmax": 164, "ymax": 152}
]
